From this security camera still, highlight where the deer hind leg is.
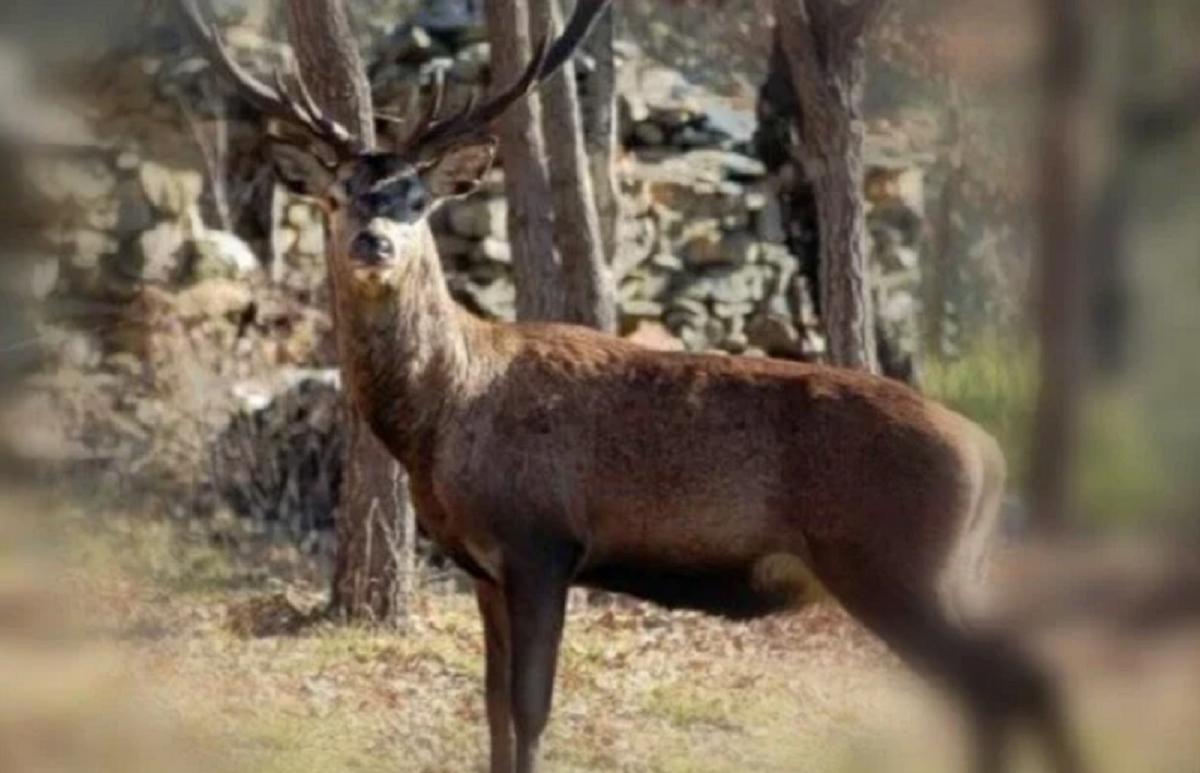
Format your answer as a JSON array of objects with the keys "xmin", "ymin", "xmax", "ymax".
[
  {"xmin": 807, "ymin": 540, "xmax": 1082, "ymax": 773},
  {"xmin": 475, "ymin": 580, "xmax": 514, "ymax": 773},
  {"xmin": 502, "ymin": 551, "xmax": 573, "ymax": 773}
]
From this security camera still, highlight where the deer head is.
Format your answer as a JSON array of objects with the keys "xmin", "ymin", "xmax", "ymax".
[{"xmin": 176, "ymin": 0, "xmax": 609, "ymax": 298}]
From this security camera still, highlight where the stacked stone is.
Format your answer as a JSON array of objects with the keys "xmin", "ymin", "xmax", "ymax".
[{"xmin": 3, "ymin": 12, "xmax": 931, "ymax": 528}]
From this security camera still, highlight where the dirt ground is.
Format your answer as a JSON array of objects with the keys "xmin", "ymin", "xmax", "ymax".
[{"xmin": 2, "ymin": 493, "xmax": 1199, "ymax": 773}]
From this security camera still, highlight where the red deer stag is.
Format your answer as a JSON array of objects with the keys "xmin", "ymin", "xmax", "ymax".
[{"xmin": 177, "ymin": 2, "xmax": 1080, "ymax": 772}]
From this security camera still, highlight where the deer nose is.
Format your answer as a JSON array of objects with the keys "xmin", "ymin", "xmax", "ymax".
[{"xmin": 349, "ymin": 232, "xmax": 395, "ymax": 265}]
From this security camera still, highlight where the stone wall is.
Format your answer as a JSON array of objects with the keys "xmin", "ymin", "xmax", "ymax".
[{"xmin": 0, "ymin": 11, "xmax": 928, "ymax": 526}]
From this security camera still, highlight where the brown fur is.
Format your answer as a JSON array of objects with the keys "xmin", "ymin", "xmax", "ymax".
[{"xmin": 327, "ymin": 215, "xmax": 1079, "ymax": 773}]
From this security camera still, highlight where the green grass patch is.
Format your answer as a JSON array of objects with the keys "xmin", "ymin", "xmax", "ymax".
[{"xmin": 923, "ymin": 338, "xmax": 1037, "ymax": 484}]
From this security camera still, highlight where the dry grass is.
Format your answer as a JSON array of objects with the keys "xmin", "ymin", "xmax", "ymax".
[{"xmin": 2, "ymin": 492, "xmax": 1199, "ymax": 773}]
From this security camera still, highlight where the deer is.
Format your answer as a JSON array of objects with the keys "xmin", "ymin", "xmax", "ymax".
[{"xmin": 176, "ymin": 2, "xmax": 1082, "ymax": 772}]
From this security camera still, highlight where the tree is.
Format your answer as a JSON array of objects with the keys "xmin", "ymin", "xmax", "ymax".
[
  {"xmin": 283, "ymin": 0, "xmax": 416, "ymax": 623},
  {"xmin": 774, "ymin": 0, "xmax": 889, "ymax": 372},
  {"xmin": 529, "ymin": 0, "xmax": 615, "ymax": 331},
  {"xmin": 579, "ymin": 3, "xmax": 620, "ymax": 264},
  {"xmin": 487, "ymin": 0, "xmax": 615, "ymax": 329},
  {"xmin": 484, "ymin": 0, "xmax": 565, "ymax": 323},
  {"xmin": 1028, "ymin": 0, "xmax": 1089, "ymax": 532}
]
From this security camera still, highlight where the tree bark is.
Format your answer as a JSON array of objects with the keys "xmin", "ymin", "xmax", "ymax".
[
  {"xmin": 286, "ymin": 0, "xmax": 415, "ymax": 625},
  {"xmin": 529, "ymin": 0, "xmax": 616, "ymax": 332},
  {"xmin": 1029, "ymin": 0, "xmax": 1089, "ymax": 532},
  {"xmin": 485, "ymin": 0, "xmax": 567, "ymax": 323},
  {"xmin": 775, "ymin": 0, "xmax": 886, "ymax": 373},
  {"xmin": 579, "ymin": 4, "xmax": 620, "ymax": 264}
]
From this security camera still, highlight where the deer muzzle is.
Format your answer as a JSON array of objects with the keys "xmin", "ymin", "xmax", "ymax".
[{"xmin": 349, "ymin": 231, "xmax": 396, "ymax": 267}]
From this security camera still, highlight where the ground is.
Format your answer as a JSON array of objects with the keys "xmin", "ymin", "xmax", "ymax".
[{"xmin": 2, "ymin": 491, "xmax": 1198, "ymax": 773}]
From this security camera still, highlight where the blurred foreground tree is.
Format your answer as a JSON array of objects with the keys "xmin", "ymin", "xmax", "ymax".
[
  {"xmin": 774, "ymin": 0, "xmax": 889, "ymax": 372},
  {"xmin": 1029, "ymin": 0, "xmax": 1089, "ymax": 531}
]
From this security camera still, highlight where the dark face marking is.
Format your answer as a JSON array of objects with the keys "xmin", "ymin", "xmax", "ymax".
[
  {"xmin": 342, "ymin": 153, "xmax": 431, "ymax": 226},
  {"xmin": 338, "ymin": 154, "xmax": 433, "ymax": 268}
]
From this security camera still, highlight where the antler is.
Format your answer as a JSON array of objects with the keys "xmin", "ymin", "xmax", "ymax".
[
  {"xmin": 174, "ymin": 0, "xmax": 362, "ymax": 158},
  {"xmin": 402, "ymin": 0, "xmax": 613, "ymax": 159}
]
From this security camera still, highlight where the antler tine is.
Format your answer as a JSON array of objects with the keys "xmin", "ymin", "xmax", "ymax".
[
  {"xmin": 537, "ymin": 0, "xmax": 612, "ymax": 82},
  {"xmin": 403, "ymin": 66, "xmax": 449, "ymax": 149},
  {"xmin": 404, "ymin": 0, "xmax": 612, "ymax": 158},
  {"xmin": 175, "ymin": 0, "xmax": 361, "ymax": 157},
  {"xmin": 408, "ymin": 36, "xmax": 549, "ymax": 159}
]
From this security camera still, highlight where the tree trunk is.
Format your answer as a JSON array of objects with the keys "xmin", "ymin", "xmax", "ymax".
[
  {"xmin": 579, "ymin": 4, "xmax": 619, "ymax": 264},
  {"xmin": 485, "ymin": 0, "xmax": 567, "ymax": 323},
  {"xmin": 529, "ymin": 0, "xmax": 615, "ymax": 332},
  {"xmin": 775, "ymin": 0, "xmax": 886, "ymax": 373},
  {"xmin": 1029, "ymin": 0, "xmax": 1089, "ymax": 532},
  {"xmin": 286, "ymin": 0, "xmax": 415, "ymax": 625},
  {"xmin": 924, "ymin": 86, "xmax": 966, "ymax": 361}
]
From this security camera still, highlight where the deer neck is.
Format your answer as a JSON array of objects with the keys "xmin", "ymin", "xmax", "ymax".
[{"xmin": 328, "ymin": 220, "xmax": 478, "ymax": 458}]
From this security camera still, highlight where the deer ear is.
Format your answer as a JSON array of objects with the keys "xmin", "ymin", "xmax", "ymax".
[
  {"xmin": 421, "ymin": 139, "xmax": 497, "ymax": 200},
  {"xmin": 269, "ymin": 142, "xmax": 338, "ymax": 198}
]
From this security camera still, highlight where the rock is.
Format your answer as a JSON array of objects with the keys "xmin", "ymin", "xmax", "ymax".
[
  {"xmin": 136, "ymin": 221, "xmax": 187, "ymax": 282},
  {"xmin": 709, "ymin": 267, "xmax": 754, "ymax": 304},
  {"xmin": 466, "ymin": 261, "xmax": 509, "ymax": 286},
  {"xmin": 85, "ymin": 199, "xmax": 119, "ymax": 231},
  {"xmin": 28, "ymin": 158, "xmax": 115, "ymax": 204},
  {"xmin": 701, "ymin": 103, "xmax": 756, "ymax": 146},
  {"xmin": 724, "ymin": 316, "xmax": 750, "ymax": 353},
  {"xmin": 451, "ymin": 42, "xmax": 491, "ymax": 83},
  {"xmin": 666, "ymin": 296, "xmax": 707, "ymax": 321},
  {"xmin": 649, "ymin": 107, "xmax": 695, "ymax": 129},
  {"xmin": 212, "ymin": 376, "xmax": 344, "ymax": 540},
  {"xmin": 756, "ymin": 196, "xmax": 786, "ymax": 244},
  {"xmin": 188, "ymin": 230, "xmax": 259, "ymax": 281},
  {"xmin": 71, "ymin": 230, "xmax": 117, "ymax": 270},
  {"xmin": 60, "ymin": 332, "xmax": 102, "ymax": 370},
  {"xmin": 681, "ymin": 220, "xmax": 723, "ymax": 267},
  {"xmin": 416, "ymin": 0, "xmax": 486, "ymax": 36},
  {"xmin": 386, "ymin": 24, "xmax": 445, "ymax": 64},
  {"xmin": 620, "ymin": 299, "xmax": 665, "ymax": 319},
  {"xmin": 140, "ymin": 162, "xmax": 204, "ymax": 217},
  {"xmin": 722, "ymin": 232, "xmax": 762, "ymax": 266},
  {"xmin": 465, "ymin": 280, "xmax": 515, "ymax": 321},
  {"xmin": 637, "ymin": 66, "xmax": 697, "ymax": 116},
  {"xmin": 26, "ymin": 257, "xmax": 60, "ymax": 300},
  {"xmin": 632, "ymin": 121, "xmax": 666, "ymax": 147},
  {"xmin": 447, "ymin": 196, "xmax": 506, "ymax": 240},
  {"xmin": 295, "ymin": 223, "xmax": 326, "ymax": 257},
  {"xmin": 612, "ymin": 217, "xmax": 656, "ymax": 280},
  {"xmin": 114, "ymin": 180, "xmax": 155, "ymax": 237},
  {"xmin": 747, "ymin": 313, "xmax": 804, "ymax": 358},
  {"xmin": 676, "ymin": 126, "xmax": 722, "ymax": 149},
  {"xmin": 650, "ymin": 252, "xmax": 684, "ymax": 271},
  {"xmin": 678, "ymin": 324, "xmax": 710, "ymax": 351},
  {"xmin": 172, "ymin": 278, "xmax": 254, "ymax": 321},
  {"xmin": 285, "ymin": 202, "xmax": 320, "ymax": 231},
  {"xmin": 472, "ymin": 236, "xmax": 511, "ymax": 265},
  {"xmin": 625, "ymin": 320, "xmax": 683, "ymax": 351}
]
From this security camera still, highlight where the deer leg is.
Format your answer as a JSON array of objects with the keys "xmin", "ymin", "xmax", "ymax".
[
  {"xmin": 475, "ymin": 580, "xmax": 514, "ymax": 773},
  {"xmin": 807, "ymin": 540, "xmax": 1082, "ymax": 773},
  {"xmin": 503, "ymin": 555, "xmax": 572, "ymax": 773}
]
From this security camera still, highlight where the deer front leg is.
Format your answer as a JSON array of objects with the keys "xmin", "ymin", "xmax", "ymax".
[
  {"xmin": 503, "ymin": 555, "xmax": 572, "ymax": 773},
  {"xmin": 476, "ymin": 580, "xmax": 514, "ymax": 773}
]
